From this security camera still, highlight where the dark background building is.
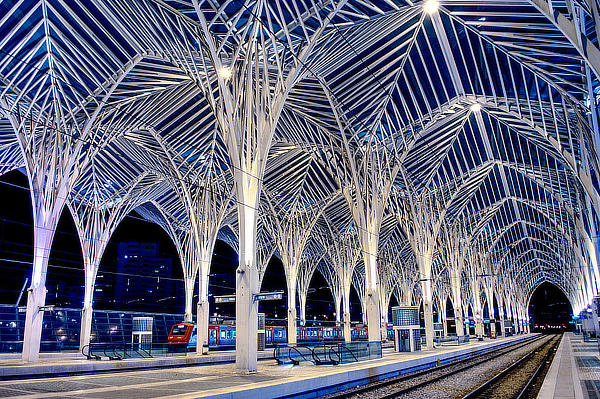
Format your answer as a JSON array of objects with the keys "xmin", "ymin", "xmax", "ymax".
[{"xmin": 114, "ymin": 242, "xmax": 174, "ymax": 312}]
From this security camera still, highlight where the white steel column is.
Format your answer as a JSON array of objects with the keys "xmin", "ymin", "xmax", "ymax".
[
  {"xmin": 343, "ymin": 286, "xmax": 352, "ymax": 343},
  {"xmin": 420, "ymin": 276, "xmax": 435, "ymax": 348},
  {"xmin": 197, "ymin": 267, "xmax": 210, "ymax": 354},
  {"xmin": 441, "ymin": 299, "xmax": 448, "ymax": 337},
  {"xmin": 450, "ymin": 276, "xmax": 464, "ymax": 337},
  {"xmin": 184, "ymin": 276, "xmax": 195, "ymax": 322},
  {"xmin": 235, "ymin": 178, "xmax": 260, "ymax": 373},
  {"xmin": 22, "ymin": 193, "xmax": 65, "ymax": 362},
  {"xmin": 299, "ymin": 292, "xmax": 307, "ymax": 328},
  {"xmin": 287, "ymin": 283, "xmax": 298, "ymax": 344}
]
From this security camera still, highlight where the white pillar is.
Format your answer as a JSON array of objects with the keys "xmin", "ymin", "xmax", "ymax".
[
  {"xmin": 475, "ymin": 314, "xmax": 484, "ymax": 338},
  {"xmin": 197, "ymin": 272, "xmax": 209, "ymax": 354},
  {"xmin": 196, "ymin": 297, "xmax": 209, "ymax": 354},
  {"xmin": 287, "ymin": 285, "xmax": 297, "ymax": 344},
  {"xmin": 80, "ymin": 305, "xmax": 93, "ymax": 351},
  {"xmin": 343, "ymin": 288, "xmax": 351, "ymax": 343},
  {"xmin": 23, "ymin": 286, "xmax": 47, "ymax": 362},
  {"xmin": 421, "ymin": 279, "xmax": 435, "ymax": 348},
  {"xmin": 365, "ymin": 291, "xmax": 381, "ymax": 342},
  {"xmin": 343, "ymin": 312, "xmax": 352, "ymax": 342},
  {"xmin": 299, "ymin": 293, "xmax": 307, "ymax": 327},
  {"xmin": 441, "ymin": 306, "xmax": 448, "ymax": 337},
  {"xmin": 335, "ymin": 296, "xmax": 342, "ymax": 324},
  {"xmin": 454, "ymin": 306, "xmax": 464, "ymax": 337},
  {"xmin": 184, "ymin": 276, "xmax": 195, "ymax": 322},
  {"xmin": 79, "ymin": 264, "xmax": 98, "ymax": 351},
  {"xmin": 381, "ymin": 308, "xmax": 389, "ymax": 341},
  {"xmin": 23, "ymin": 217, "xmax": 58, "ymax": 362},
  {"xmin": 360, "ymin": 231, "xmax": 381, "ymax": 343},
  {"xmin": 235, "ymin": 181, "xmax": 260, "ymax": 373}
]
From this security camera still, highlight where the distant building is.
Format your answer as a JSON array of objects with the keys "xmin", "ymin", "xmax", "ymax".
[
  {"xmin": 93, "ymin": 272, "xmax": 115, "ymax": 309},
  {"xmin": 115, "ymin": 242, "xmax": 174, "ymax": 312},
  {"xmin": 46, "ymin": 280, "xmax": 82, "ymax": 308}
]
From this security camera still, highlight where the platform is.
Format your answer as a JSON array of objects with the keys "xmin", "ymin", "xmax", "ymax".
[
  {"xmin": 0, "ymin": 349, "xmax": 274, "ymax": 379},
  {"xmin": 0, "ymin": 334, "xmax": 535, "ymax": 398},
  {"xmin": 538, "ymin": 333, "xmax": 600, "ymax": 399}
]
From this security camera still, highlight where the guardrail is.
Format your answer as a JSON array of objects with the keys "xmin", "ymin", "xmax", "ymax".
[
  {"xmin": 274, "ymin": 341, "xmax": 382, "ymax": 365},
  {"xmin": 82, "ymin": 342, "xmax": 188, "ymax": 360}
]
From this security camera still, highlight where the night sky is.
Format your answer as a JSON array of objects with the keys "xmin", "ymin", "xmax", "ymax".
[{"xmin": 0, "ymin": 169, "xmax": 362, "ymax": 322}]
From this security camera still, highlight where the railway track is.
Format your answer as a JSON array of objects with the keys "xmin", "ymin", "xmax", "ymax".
[
  {"xmin": 324, "ymin": 334, "xmax": 551, "ymax": 399},
  {"xmin": 462, "ymin": 334, "xmax": 561, "ymax": 399}
]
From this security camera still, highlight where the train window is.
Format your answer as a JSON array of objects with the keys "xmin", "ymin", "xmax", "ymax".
[
  {"xmin": 221, "ymin": 330, "xmax": 227, "ymax": 339},
  {"xmin": 171, "ymin": 324, "xmax": 188, "ymax": 335}
]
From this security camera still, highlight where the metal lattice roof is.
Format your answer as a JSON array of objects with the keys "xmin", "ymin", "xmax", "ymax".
[{"xmin": 1, "ymin": 0, "xmax": 599, "ymax": 324}]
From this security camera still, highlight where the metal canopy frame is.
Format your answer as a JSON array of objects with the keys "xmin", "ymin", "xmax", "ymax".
[{"xmin": 0, "ymin": 0, "xmax": 599, "ymax": 370}]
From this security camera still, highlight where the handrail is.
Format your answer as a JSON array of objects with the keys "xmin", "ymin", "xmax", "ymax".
[
  {"xmin": 288, "ymin": 345, "xmax": 312, "ymax": 364},
  {"xmin": 311, "ymin": 343, "xmax": 331, "ymax": 364},
  {"xmin": 133, "ymin": 345, "xmax": 153, "ymax": 358},
  {"xmin": 81, "ymin": 344, "xmax": 90, "ymax": 359},
  {"xmin": 111, "ymin": 344, "xmax": 122, "ymax": 360},
  {"xmin": 328, "ymin": 346, "xmax": 341, "ymax": 365},
  {"xmin": 274, "ymin": 341, "xmax": 381, "ymax": 366},
  {"xmin": 336, "ymin": 343, "xmax": 359, "ymax": 363}
]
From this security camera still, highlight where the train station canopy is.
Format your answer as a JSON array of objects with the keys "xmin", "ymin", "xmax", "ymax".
[{"xmin": 1, "ymin": 0, "xmax": 599, "ymax": 367}]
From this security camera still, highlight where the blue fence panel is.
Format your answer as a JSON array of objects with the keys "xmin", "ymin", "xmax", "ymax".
[{"xmin": 0, "ymin": 305, "xmax": 186, "ymax": 352}]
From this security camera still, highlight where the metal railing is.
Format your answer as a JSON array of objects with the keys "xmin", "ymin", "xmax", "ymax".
[
  {"xmin": 82, "ymin": 342, "xmax": 188, "ymax": 360},
  {"xmin": 274, "ymin": 341, "xmax": 382, "ymax": 365}
]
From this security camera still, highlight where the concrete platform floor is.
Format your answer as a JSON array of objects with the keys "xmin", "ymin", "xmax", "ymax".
[
  {"xmin": 0, "ymin": 334, "xmax": 535, "ymax": 399},
  {"xmin": 538, "ymin": 332, "xmax": 600, "ymax": 399},
  {"xmin": 0, "ymin": 349, "xmax": 274, "ymax": 378}
]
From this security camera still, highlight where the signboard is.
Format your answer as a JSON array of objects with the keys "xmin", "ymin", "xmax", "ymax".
[
  {"xmin": 214, "ymin": 295, "xmax": 236, "ymax": 304},
  {"xmin": 214, "ymin": 291, "xmax": 283, "ymax": 303},
  {"xmin": 18, "ymin": 305, "xmax": 54, "ymax": 312},
  {"xmin": 253, "ymin": 291, "xmax": 283, "ymax": 302}
]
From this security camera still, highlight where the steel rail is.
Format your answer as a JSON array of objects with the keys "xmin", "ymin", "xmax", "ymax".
[
  {"xmin": 461, "ymin": 334, "xmax": 561, "ymax": 399},
  {"xmin": 514, "ymin": 336, "xmax": 560, "ymax": 399},
  {"xmin": 326, "ymin": 334, "xmax": 547, "ymax": 399}
]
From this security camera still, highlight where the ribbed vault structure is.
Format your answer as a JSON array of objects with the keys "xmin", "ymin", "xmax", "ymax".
[{"xmin": 1, "ymin": 0, "xmax": 599, "ymax": 371}]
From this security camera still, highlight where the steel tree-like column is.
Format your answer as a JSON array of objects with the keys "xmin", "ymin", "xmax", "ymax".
[
  {"xmin": 418, "ymin": 264, "xmax": 435, "ymax": 348},
  {"xmin": 318, "ymin": 261, "xmax": 343, "ymax": 325},
  {"xmin": 319, "ymin": 220, "xmax": 361, "ymax": 343},
  {"xmin": 441, "ymin": 225, "xmax": 468, "ymax": 338},
  {"xmin": 70, "ymin": 172, "xmax": 160, "ymax": 351},
  {"xmin": 71, "ymin": 207, "xmax": 122, "ymax": 351},
  {"xmin": 194, "ymin": 0, "xmax": 345, "ymax": 371},
  {"xmin": 483, "ymin": 283, "xmax": 496, "ymax": 337},
  {"xmin": 450, "ymin": 276, "xmax": 465, "ymax": 337},
  {"xmin": 406, "ymin": 202, "xmax": 438, "ymax": 348},
  {"xmin": 497, "ymin": 295, "xmax": 505, "ymax": 337},
  {"xmin": 262, "ymin": 191, "xmax": 332, "ymax": 344},
  {"xmin": 296, "ymin": 250, "xmax": 320, "ymax": 332},
  {"xmin": 2, "ymin": 95, "xmax": 115, "ymax": 362}
]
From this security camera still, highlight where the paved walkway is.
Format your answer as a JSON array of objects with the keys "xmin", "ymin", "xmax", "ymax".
[
  {"xmin": 0, "ymin": 349, "xmax": 274, "ymax": 378},
  {"xmin": 538, "ymin": 333, "xmax": 598, "ymax": 399},
  {"xmin": 0, "ymin": 334, "xmax": 534, "ymax": 399}
]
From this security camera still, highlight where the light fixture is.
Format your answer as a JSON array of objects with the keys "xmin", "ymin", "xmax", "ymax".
[
  {"xmin": 218, "ymin": 66, "xmax": 233, "ymax": 80},
  {"xmin": 470, "ymin": 103, "xmax": 482, "ymax": 112},
  {"xmin": 423, "ymin": 0, "xmax": 439, "ymax": 14}
]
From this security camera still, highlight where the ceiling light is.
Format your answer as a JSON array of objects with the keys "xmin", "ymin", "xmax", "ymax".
[
  {"xmin": 423, "ymin": 0, "xmax": 439, "ymax": 14},
  {"xmin": 218, "ymin": 66, "xmax": 232, "ymax": 80},
  {"xmin": 470, "ymin": 103, "xmax": 482, "ymax": 112}
]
